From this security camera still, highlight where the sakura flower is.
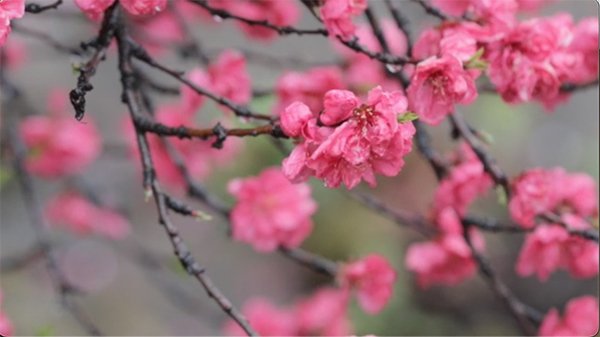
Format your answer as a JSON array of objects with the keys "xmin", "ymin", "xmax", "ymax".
[
  {"xmin": 0, "ymin": 311, "xmax": 12, "ymax": 337},
  {"xmin": 19, "ymin": 91, "xmax": 101, "ymax": 178},
  {"xmin": 339, "ymin": 254, "xmax": 396, "ymax": 314},
  {"xmin": 120, "ymin": 0, "xmax": 166, "ymax": 17},
  {"xmin": 433, "ymin": 144, "xmax": 492, "ymax": 216},
  {"xmin": 516, "ymin": 216, "xmax": 598, "ymax": 281},
  {"xmin": 282, "ymin": 86, "xmax": 415, "ymax": 189},
  {"xmin": 0, "ymin": 38, "xmax": 27, "ymax": 69},
  {"xmin": 131, "ymin": 11, "xmax": 185, "ymax": 57},
  {"xmin": 567, "ymin": 17, "xmax": 599, "ymax": 84},
  {"xmin": 509, "ymin": 168, "xmax": 598, "ymax": 229},
  {"xmin": 407, "ymin": 55, "xmax": 478, "ymax": 125},
  {"xmin": 294, "ymin": 287, "xmax": 353, "ymax": 336},
  {"xmin": 320, "ymin": 0, "xmax": 367, "ymax": 40},
  {"xmin": 223, "ymin": 298, "xmax": 297, "ymax": 336},
  {"xmin": 280, "ymin": 102, "xmax": 314, "ymax": 138},
  {"xmin": 539, "ymin": 296, "xmax": 599, "ymax": 336},
  {"xmin": 228, "ymin": 167, "xmax": 317, "ymax": 252},
  {"xmin": 180, "ymin": 68, "xmax": 210, "ymax": 114},
  {"xmin": 0, "ymin": 0, "xmax": 25, "ymax": 46},
  {"xmin": 430, "ymin": 0, "xmax": 470, "ymax": 17},
  {"xmin": 274, "ymin": 66, "xmax": 346, "ymax": 116},
  {"xmin": 45, "ymin": 192, "xmax": 131, "ymax": 240}
]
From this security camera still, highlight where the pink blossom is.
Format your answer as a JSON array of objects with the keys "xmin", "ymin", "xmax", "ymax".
[
  {"xmin": 208, "ymin": 0, "xmax": 300, "ymax": 41},
  {"xmin": 405, "ymin": 233, "xmax": 478, "ymax": 288},
  {"xmin": 430, "ymin": 0, "xmax": 470, "ymax": 17},
  {"xmin": 0, "ymin": 311, "xmax": 12, "ymax": 337},
  {"xmin": 280, "ymin": 102, "xmax": 314, "ymax": 138},
  {"xmin": 407, "ymin": 55, "xmax": 478, "ymax": 125},
  {"xmin": 223, "ymin": 298, "xmax": 297, "ymax": 336},
  {"xmin": 45, "ymin": 192, "xmax": 131, "ymax": 240},
  {"xmin": 181, "ymin": 68, "xmax": 210, "ymax": 114},
  {"xmin": 131, "ymin": 11, "xmax": 185, "ymax": 57},
  {"xmin": 413, "ymin": 22, "xmax": 488, "ymax": 63},
  {"xmin": 509, "ymin": 168, "xmax": 598, "ymax": 228},
  {"xmin": 0, "ymin": 0, "xmax": 25, "ymax": 46},
  {"xmin": 433, "ymin": 144, "xmax": 492, "ymax": 216},
  {"xmin": 208, "ymin": 49, "xmax": 252, "ymax": 107},
  {"xmin": 320, "ymin": 0, "xmax": 367, "ymax": 40},
  {"xmin": 516, "ymin": 0, "xmax": 552, "ymax": 12},
  {"xmin": 19, "ymin": 91, "xmax": 101, "ymax": 178},
  {"xmin": 1, "ymin": 38, "xmax": 27, "ymax": 69},
  {"xmin": 75, "ymin": 0, "xmax": 115, "ymax": 21},
  {"xmin": 567, "ymin": 17, "xmax": 599, "ymax": 84},
  {"xmin": 120, "ymin": 0, "xmax": 166, "ymax": 17},
  {"xmin": 294, "ymin": 288, "xmax": 353, "ymax": 336},
  {"xmin": 516, "ymin": 218, "xmax": 598, "ymax": 281},
  {"xmin": 539, "ymin": 296, "xmax": 599, "ymax": 336},
  {"xmin": 228, "ymin": 167, "xmax": 317, "ymax": 252},
  {"xmin": 282, "ymin": 86, "xmax": 415, "ymax": 189},
  {"xmin": 340, "ymin": 254, "xmax": 396, "ymax": 314},
  {"xmin": 274, "ymin": 66, "xmax": 346, "ymax": 116}
]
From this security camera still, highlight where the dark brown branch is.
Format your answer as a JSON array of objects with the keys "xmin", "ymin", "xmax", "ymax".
[
  {"xmin": 12, "ymin": 24, "xmax": 82, "ymax": 55},
  {"xmin": 411, "ymin": 0, "xmax": 450, "ymax": 20},
  {"xmin": 538, "ymin": 213, "xmax": 599, "ymax": 243},
  {"xmin": 25, "ymin": 0, "xmax": 63, "ymax": 13},
  {"xmin": 70, "ymin": 3, "xmax": 119, "ymax": 121},
  {"xmin": 115, "ymin": 18, "xmax": 257, "ymax": 335},
  {"xmin": 560, "ymin": 79, "xmax": 600, "ymax": 93},
  {"xmin": 413, "ymin": 120, "xmax": 449, "ymax": 179},
  {"xmin": 279, "ymin": 247, "xmax": 338, "ymax": 277},
  {"xmin": 384, "ymin": 0, "xmax": 413, "ymax": 55}
]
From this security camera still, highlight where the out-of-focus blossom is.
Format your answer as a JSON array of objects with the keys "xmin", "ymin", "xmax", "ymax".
[
  {"xmin": 516, "ymin": 215, "xmax": 598, "ymax": 281},
  {"xmin": 0, "ymin": 38, "xmax": 27, "ymax": 69},
  {"xmin": 45, "ymin": 192, "xmax": 131, "ymax": 240},
  {"xmin": 223, "ymin": 298, "xmax": 297, "ymax": 336},
  {"xmin": 295, "ymin": 288, "xmax": 353, "ymax": 336},
  {"xmin": 20, "ymin": 90, "xmax": 101, "ymax": 178},
  {"xmin": 274, "ymin": 66, "xmax": 346, "ymax": 115},
  {"xmin": 228, "ymin": 167, "xmax": 317, "ymax": 252},
  {"xmin": 282, "ymin": 86, "xmax": 415, "ymax": 189},
  {"xmin": 339, "ymin": 254, "xmax": 396, "ymax": 314},
  {"xmin": 75, "ymin": 0, "xmax": 115, "ymax": 21},
  {"xmin": 407, "ymin": 55, "xmax": 477, "ymax": 125},
  {"xmin": 0, "ymin": 0, "xmax": 25, "ymax": 47},
  {"xmin": 538, "ymin": 296, "xmax": 599, "ymax": 336},
  {"xmin": 320, "ymin": 0, "xmax": 367, "ymax": 40},
  {"xmin": 120, "ymin": 0, "xmax": 167, "ymax": 17}
]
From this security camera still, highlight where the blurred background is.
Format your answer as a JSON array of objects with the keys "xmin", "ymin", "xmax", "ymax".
[{"xmin": 0, "ymin": 0, "xmax": 598, "ymax": 335}]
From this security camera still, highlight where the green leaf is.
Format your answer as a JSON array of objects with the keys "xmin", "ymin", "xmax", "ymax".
[
  {"xmin": 496, "ymin": 186, "xmax": 508, "ymax": 206},
  {"xmin": 35, "ymin": 325, "xmax": 55, "ymax": 337},
  {"xmin": 477, "ymin": 129, "xmax": 495, "ymax": 145},
  {"xmin": 465, "ymin": 47, "xmax": 488, "ymax": 70},
  {"xmin": 398, "ymin": 112, "xmax": 419, "ymax": 123}
]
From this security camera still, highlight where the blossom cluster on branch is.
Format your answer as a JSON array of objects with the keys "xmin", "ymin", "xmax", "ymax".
[{"xmin": 0, "ymin": 0, "xmax": 598, "ymax": 336}]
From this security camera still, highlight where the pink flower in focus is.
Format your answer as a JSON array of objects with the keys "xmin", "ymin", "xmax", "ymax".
[
  {"xmin": 294, "ymin": 288, "xmax": 353, "ymax": 336},
  {"xmin": 19, "ymin": 91, "xmax": 101, "ymax": 178},
  {"xmin": 223, "ymin": 298, "xmax": 297, "ymax": 336},
  {"xmin": 75, "ymin": 0, "xmax": 115, "ymax": 20},
  {"xmin": 282, "ymin": 86, "xmax": 415, "ymax": 189},
  {"xmin": 320, "ymin": 0, "xmax": 367, "ymax": 40},
  {"xmin": 340, "ymin": 254, "xmax": 396, "ymax": 314},
  {"xmin": 280, "ymin": 102, "xmax": 314, "ymax": 138},
  {"xmin": 516, "ymin": 218, "xmax": 598, "ymax": 281},
  {"xmin": 539, "ymin": 296, "xmax": 599, "ymax": 336},
  {"xmin": 45, "ymin": 192, "xmax": 131, "ymax": 240},
  {"xmin": 120, "ymin": 0, "xmax": 166, "ymax": 17},
  {"xmin": 228, "ymin": 167, "xmax": 317, "ymax": 252},
  {"xmin": 274, "ymin": 66, "xmax": 346, "ymax": 115},
  {"xmin": 407, "ymin": 55, "xmax": 478, "ymax": 125}
]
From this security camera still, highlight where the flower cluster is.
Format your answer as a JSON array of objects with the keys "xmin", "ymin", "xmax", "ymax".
[
  {"xmin": 0, "ymin": 0, "xmax": 24, "ymax": 46},
  {"xmin": 75, "ymin": 0, "xmax": 167, "ymax": 20},
  {"xmin": 510, "ymin": 168, "xmax": 598, "ymax": 281},
  {"xmin": 20, "ymin": 90, "xmax": 101, "ymax": 178},
  {"xmin": 406, "ymin": 145, "xmax": 490, "ymax": 288},
  {"xmin": 539, "ymin": 296, "xmax": 599, "ymax": 336},
  {"xmin": 45, "ymin": 192, "xmax": 131, "ymax": 240},
  {"xmin": 182, "ymin": 49, "xmax": 251, "ymax": 113},
  {"xmin": 224, "ymin": 254, "xmax": 395, "ymax": 335},
  {"xmin": 412, "ymin": 3, "xmax": 598, "ymax": 113},
  {"xmin": 281, "ymin": 86, "xmax": 415, "ymax": 189},
  {"xmin": 208, "ymin": 0, "xmax": 300, "ymax": 41},
  {"xmin": 0, "ymin": 289, "xmax": 12, "ymax": 337},
  {"xmin": 228, "ymin": 167, "xmax": 317, "ymax": 252}
]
